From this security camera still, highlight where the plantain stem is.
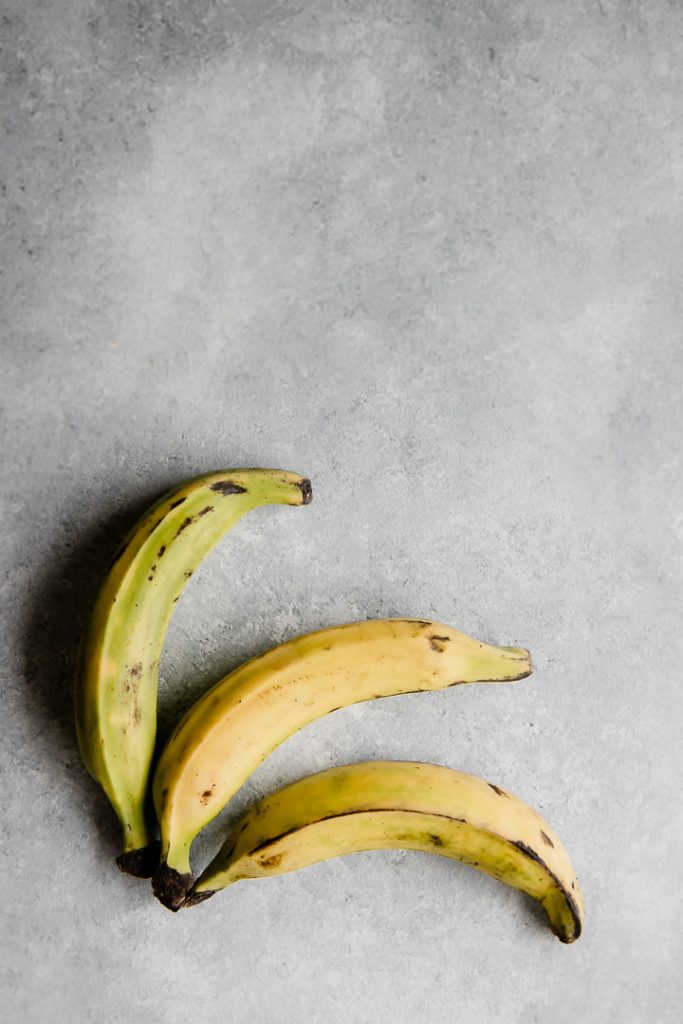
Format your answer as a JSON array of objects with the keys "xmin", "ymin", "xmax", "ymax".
[
  {"xmin": 116, "ymin": 841, "xmax": 161, "ymax": 878},
  {"xmin": 151, "ymin": 861, "xmax": 194, "ymax": 911}
]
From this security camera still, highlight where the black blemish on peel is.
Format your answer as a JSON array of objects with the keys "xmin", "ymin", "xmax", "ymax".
[
  {"xmin": 511, "ymin": 840, "xmax": 546, "ymax": 868},
  {"xmin": 147, "ymin": 518, "xmax": 164, "ymax": 538},
  {"xmin": 209, "ymin": 480, "xmax": 247, "ymax": 496},
  {"xmin": 487, "ymin": 783, "xmax": 508, "ymax": 797}
]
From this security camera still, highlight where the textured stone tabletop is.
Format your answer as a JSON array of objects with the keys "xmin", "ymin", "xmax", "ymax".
[{"xmin": 2, "ymin": 2, "xmax": 682, "ymax": 1021}]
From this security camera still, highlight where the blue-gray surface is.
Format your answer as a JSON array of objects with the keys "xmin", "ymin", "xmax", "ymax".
[{"xmin": 2, "ymin": 1, "xmax": 682, "ymax": 1021}]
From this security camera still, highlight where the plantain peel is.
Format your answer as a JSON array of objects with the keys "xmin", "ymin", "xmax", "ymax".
[
  {"xmin": 151, "ymin": 620, "xmax": 531, "ymax": 909},
  {"xmin": 74, "ymin": 468, "xmax": 312, "ymax": 876},
  {"xmin": 188, "ymin": 761, "xmax": 583, "ymax": 943}
]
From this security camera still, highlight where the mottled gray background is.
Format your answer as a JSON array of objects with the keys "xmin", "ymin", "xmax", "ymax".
[{"xmin": 2, "ymin": 1, "xmax": 682, "ymax": 1021}]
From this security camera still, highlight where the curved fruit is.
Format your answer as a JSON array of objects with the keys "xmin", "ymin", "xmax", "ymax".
[
  {"xmin": 188, "ymin": 761, "xmax": 583, "ymax": 942},
  {"xmin": 75, "ymin": 468, "xmax": 312, "ymax": 876},
  {"xmin": 151, "ymin": 619, "xmax": 531, "ymax": 908}
]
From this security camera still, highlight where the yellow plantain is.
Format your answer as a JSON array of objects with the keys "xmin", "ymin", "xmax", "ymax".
[
  {"xmin": 151, "ymin": 619, "xmax": 532, "ymax": 908},
  {"xmin": 188, "ymin": 760, "xmax": 583, "ymax": 943}
]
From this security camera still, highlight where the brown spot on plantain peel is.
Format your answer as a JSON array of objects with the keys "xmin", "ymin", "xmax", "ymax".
[{"xmin": 175, "ymin": 516, "xmax": 193, "ymax": 537}]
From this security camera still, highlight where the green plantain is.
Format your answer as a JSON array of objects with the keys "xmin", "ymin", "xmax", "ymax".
[{"xmin": 75, "ymin": 468, "xmax": 311, "ymax": 876}]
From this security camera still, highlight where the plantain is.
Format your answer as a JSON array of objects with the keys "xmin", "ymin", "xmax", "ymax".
[
  {"xmin": 74, "ymin": 468, "xmax": 311, "ymax": 876},
  {"xmin": 188, "ymin": 761, "xmax": 583, "ymax": 943},
  {"xmin": 151, "ymin": 619, "xmax": 532, "ymax": 908}
]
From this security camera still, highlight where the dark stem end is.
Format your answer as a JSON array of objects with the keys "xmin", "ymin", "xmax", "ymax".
[
  {"xmin": 151, "ymin": 861, "xmax": 194, "ymax": 911},
  {"xmin": 183, "ymin": 888, "xmax": 217, "ymax": 908},
  {"xmin": 116, "ymin": 841, "xmax": 162, "ymax": 878}
]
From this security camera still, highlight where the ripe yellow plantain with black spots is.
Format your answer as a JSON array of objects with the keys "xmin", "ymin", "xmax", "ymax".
[
  {"xmin": 151, "ymin": 619, "xmax": 532, "ymax": 909},
  {"xmin": 74, "ymin": 468, "xmax": 312, "ymax": 876},
  {"xmin": 187, "ymin": 761, "xmax": 583, "ymax": 943}
]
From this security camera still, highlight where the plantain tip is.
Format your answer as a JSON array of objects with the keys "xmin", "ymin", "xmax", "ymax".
[
  {"xmin": 297, "ymin": 478, "xmax": 313, "ymax": 505},
  {"xmin": 505, "ymin": 647, "xmax": 532, "ymax": 680},
  {"xmin": 559, "ymin": 891, "xmax": 584, "ymax": 944}
]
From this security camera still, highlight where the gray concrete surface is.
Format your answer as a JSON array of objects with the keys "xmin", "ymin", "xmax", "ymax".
[{"xmin": 2, "ymin": 1, "xmax": 682, "ymax": 1021}]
